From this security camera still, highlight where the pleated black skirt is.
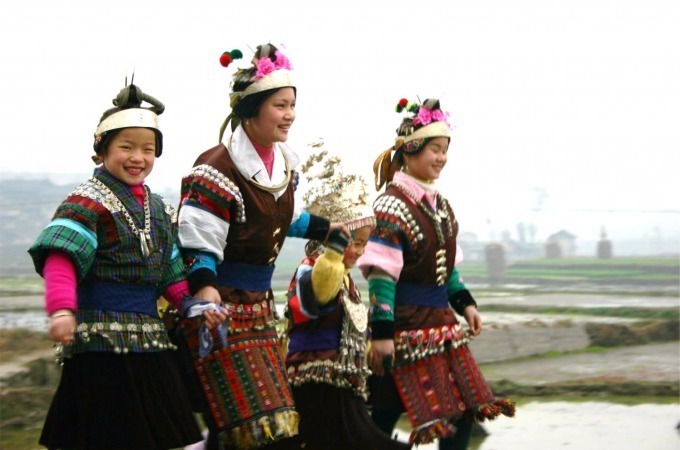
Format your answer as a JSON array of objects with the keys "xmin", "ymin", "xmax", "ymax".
[
  {"xmin": 40, "ymin": 351, "xmax": 203, "ymax": 450},
  {"xmin": 263, "ymin": 383, "xmax": 412, "ymax": 450}
]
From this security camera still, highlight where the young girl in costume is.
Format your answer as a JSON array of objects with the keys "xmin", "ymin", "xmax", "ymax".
[
  {"xmin": 176, "ymin": 44, "xmax": 349, "ymax": 449},
  {"xmin": 358, "ymin": 98, "xmax": 515, "ymax": 450},
  {"xmin": 28, "ymin": 82, "xmax": 225, "ymax": 450},
  {"xmin": 270, "ymin": 148, "xmax": 411, "ymax": 450}
]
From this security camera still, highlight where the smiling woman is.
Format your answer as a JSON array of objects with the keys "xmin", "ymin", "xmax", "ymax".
[{"xmin": 172, "ymin": 43, "xmax": 350, "ymax": 450}]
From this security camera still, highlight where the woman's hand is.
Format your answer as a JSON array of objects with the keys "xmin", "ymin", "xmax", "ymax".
[
  {"xmin": 194, "ymin": 285, "xmax": 222, "ymax": 305},
  {"xmin": 202, "ymin": 307, "xmax": 229, "ymax": 330},
  {"xmin": 192, "ymin": 286, "xmax": 227, "ymax": 330},
  {"xmin": 463, "ymin": 305, "xmax": 483, "ymax": 336},
  {"xmin": 368, "ymin": 338, "xmax": 395, "ymax": 376},
  {"xmin": 48, "ymin": 309, "xmax": 76, "ymax": 344}
]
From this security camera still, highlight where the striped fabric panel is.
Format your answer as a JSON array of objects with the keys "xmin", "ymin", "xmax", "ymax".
[
  {"xmin": 180, "ymin": 164, "xmax": 245, "ymax": 224},
  {"xmin": 393, "ymin": 344, "xmax": 513, "ymax": 444},
  {"xmin": 181, "ymin": 321, "xmax": 295, "ymax": 433}
]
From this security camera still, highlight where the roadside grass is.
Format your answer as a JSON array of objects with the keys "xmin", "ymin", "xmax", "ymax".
[
  {"xmin": 0, "ymin": 329, "xmax": 51, "ymax": 361},
  {"xmin": 457, "ymin": 256, "xmax": 679, "ymax": 282},
  {"xmin": 480, "ymin": 305, "xmax": 679, "ymax": 321}
]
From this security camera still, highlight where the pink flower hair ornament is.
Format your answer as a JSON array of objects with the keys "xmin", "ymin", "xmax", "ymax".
[
  {"xmin": 253, "ymin": 50, "xmax": 293, "ymax": 81},
  {"xmin": 396, "ymin": 97, "xmax": 451, "ymax": 129}
]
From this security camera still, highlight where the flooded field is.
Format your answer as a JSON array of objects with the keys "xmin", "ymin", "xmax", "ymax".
[
  {"xmin": 397, "ymin": 401, "xmax": 680, "ymax": 450},
  {"xmin": 2, "ymin": 293, "xmax": 678, "ymax": 450}
]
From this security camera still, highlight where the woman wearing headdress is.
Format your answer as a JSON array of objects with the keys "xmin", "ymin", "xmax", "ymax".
[
  {"xmin": 358, "ymin": 99, "xmax": 515, "ymax": 449},
  {"xmin": 268, "ymin": 148, "xmax": 412, "ymax": 450},
  {"xmin": 175, "ymin": 44, "xmax": 349, "ymax": 449},
  {"xmin": 28, "ymin": 82, "xmax": 221, "ymax": 449}
]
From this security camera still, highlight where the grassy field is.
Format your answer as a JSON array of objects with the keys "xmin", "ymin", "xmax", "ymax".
[
  {"xmin": 2, "ymin": 255, "xmax": 678, "ymax": 297},
  {"xmin": 456, "ymin": 256, "xmax": 679, "ymax": 287}
]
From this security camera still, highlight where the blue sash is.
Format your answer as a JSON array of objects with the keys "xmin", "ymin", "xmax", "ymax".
[
  {"xmin": 288, "ymin": 327, "xmax": 341, "ymax": 353},
  {"xmin": 216, "ymin": 259, "xmax": 275, "ymax": 292},
  {"xmin": 77, "ymin": 281, "xmax": 160, "ymax": 317},
  {"xmin": 395, "ymin": 281, "xmax": 448, "ymax": 308}
]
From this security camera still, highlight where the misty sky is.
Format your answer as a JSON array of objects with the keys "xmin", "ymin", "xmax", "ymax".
[{"xmin": 1, "ymin": 0, "xmax": 678, "ymax": 245}]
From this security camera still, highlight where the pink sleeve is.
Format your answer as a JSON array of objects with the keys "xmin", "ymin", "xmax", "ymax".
[
  {"xmin": 455, "ymin": 244, "xmax": 464, "ymax": 265},
  {"xmin": 44, "ymin": 251, "xmax": 78, "ymax": 315},
  {"xmin": 357, "ymin": 241, "xmax": 404, "ymax": 281},
  {"xmin": 163, "ymin": 280, "xmax": 190, "ymax": 309}
]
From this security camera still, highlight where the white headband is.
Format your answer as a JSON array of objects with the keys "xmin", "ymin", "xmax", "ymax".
[
  {"xmin": 229, "ymin": 69, "xmax": 294, "ymax": 103},
  {"xmin": 95, "ymin": 108, "xmax": 160, "ymax": 136},
  {"xmin": 401, "ymin": 121, "xmax": 450, "ymax": 144}
]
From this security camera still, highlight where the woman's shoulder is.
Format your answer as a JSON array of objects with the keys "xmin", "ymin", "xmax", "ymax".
[{"xmin": 190, "ymin": 143, "xmax": 235, "ymax": 173}]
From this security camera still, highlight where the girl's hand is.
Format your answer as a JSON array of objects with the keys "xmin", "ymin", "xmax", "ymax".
[
  {"xmin": 368, "ymin": 339, "xmax": 395, "ymax": 376},
  {"xmin": 326, "ymin": 222, "xmax": 351, "ymax": 241},
  {"xmin": 48, "ymin": 309, "xmax": 76, "ymax": 344},
  {"xmin": 463, "ymin": 306, "xmax": 483, "ymax": 336}
]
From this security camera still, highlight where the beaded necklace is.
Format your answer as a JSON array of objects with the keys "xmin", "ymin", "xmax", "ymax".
[
  {"xmin": 389, "ymin": 181, "xmax": 454, "ymax": 285},
  {"xmin": 389, "ymin": 182, "xmax": 451, "ymax": 247},
  {"xmin": 89, "ymin": 177, "xmax": 153, "ymax": 257}
]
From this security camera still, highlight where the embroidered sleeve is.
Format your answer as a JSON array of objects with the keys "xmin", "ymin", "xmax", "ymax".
[
  {"xmin": 178, "ymin": 164, "xmax": 244, "ymax": 263},
  {"xmin": 286, "ymin": 257, "xmax": 338, "ymax": 326},
  {"xmin": 447, "ymin": 267, "xmax": 477, "ymax": 315},
  {"xmin": 28, "ymin": 192, "xmax": 106, "ymax": 281},
  {"xmin": 160, "ymin": 243, "xmax": 189, "ymax": 290},
  {"xmin": 287, "ymin": 211, "xmax": 330, "ymax": 241}
]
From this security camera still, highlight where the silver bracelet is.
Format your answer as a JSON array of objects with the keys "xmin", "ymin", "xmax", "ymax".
[{"xmin": 49, "ymin": 312, "xmax": 75, "ymax": 319}]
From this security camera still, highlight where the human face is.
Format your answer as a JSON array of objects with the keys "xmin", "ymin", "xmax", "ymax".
[
  {"xmin": 246, "ymin": 87, "xmax": 296, "ymax": 147},
  {"xmin": 343, "ymin": 226, "xmax": 371, "ymax": 269},
  {"xmin": 102, "ymin": 127, "xmax": 156, "ymax": 185},
  {"xmin": 403, "ymin": 136, "xmax": 449, "ymax": 181}
]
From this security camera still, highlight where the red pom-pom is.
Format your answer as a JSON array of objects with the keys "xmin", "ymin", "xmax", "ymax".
[
  {"xmin": 219, "ymin": 52, "xmax": 233, "ymax": 67},
  {"xmin": 398, "ymin": 98, "xmax": 408, "ymax": 108}
]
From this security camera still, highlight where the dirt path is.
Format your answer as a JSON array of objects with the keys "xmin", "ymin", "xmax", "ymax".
[{"xmin": 482, "ymin": 341, "xmax": 680, "ymax": 385}]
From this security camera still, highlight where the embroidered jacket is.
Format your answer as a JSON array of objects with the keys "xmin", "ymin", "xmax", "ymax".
[
  {"xmin": 285, "ymin": 255, "xmax": 370, "ymax": 399},
  {"xmin": 28, "ymin": 167, "xmax": 182, "ymax": 356},
  {"xmin": 178, "ymin": 124, "xmax": 330, "ymax": 297},
  {"xmin": 358, "ymin": 172, "xmax": 476, "ymax": 347}
]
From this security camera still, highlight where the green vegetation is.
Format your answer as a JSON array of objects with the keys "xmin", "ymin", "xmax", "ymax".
[
  {"xmin": 0, "ymin": 279, "xmax": 43, "ymax": 297},
  {"xmin": 481, "ymin": 304, "xmax": 679, "ymax": 321},
  {"xmin": 470, "ymin": 256, "xmax": 679, "ymax": 280},
  {"xmin": 0, "ymin": 329, "xmax": 51, "ymax": 361}
]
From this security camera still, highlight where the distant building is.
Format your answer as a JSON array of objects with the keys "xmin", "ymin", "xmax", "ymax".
[
  {"xmin": 457, "ymin": 232, "xmax": 485, "ymax": 262},
  {"xmin": 546, "ymin": 229, "xmax": 577, "ymax": 258},
  {"xmin": 597, "ymin": 227, "xmax": 613, "ymax": 259}
]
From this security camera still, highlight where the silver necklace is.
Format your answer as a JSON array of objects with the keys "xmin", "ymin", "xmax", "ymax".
[
  {"xmin": 389, "ymin": 182, "xmax": 451, "ymax": 247},
  {"xmin": 89, "ymin": 177, "xmax": 153, "ymax": 257}
]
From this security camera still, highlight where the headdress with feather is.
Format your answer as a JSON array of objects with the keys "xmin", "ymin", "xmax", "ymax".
[
  {"xmin": 218, "ymin": 43, "xmax": 294, "ymax": 142},
  {"xmin": 373, "ymin": 98, "xmax": 451, "ymax": 191}
]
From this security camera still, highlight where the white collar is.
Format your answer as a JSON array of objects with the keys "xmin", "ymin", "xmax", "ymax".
[{"xmin": 226, "ymin": 125, "xmax": 300, "ymax": 198}]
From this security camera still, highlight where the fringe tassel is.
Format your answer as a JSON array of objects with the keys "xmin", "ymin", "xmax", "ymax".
[
  {"xmin": 409, "ymin": 419, "xmax": 456, "ymax": 445},
  {"xmin": 222, "ymin": 410, "xmax": 299, "ymax": 449},
  {"xmin": 475, "ymin": 399, "xmax": 517, "ymax": 421}
]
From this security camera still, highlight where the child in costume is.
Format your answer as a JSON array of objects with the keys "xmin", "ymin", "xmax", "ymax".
[
  {"xmin": 358, "ymin": 98, "xmax": 515, "ymax": 449},
  {"xmin": 28, "ymin": 82, "xmax": 225, "ymax": 450},
  {"xmin": 273, "ymin": 147, "xmax": 411, "ymax": 450},
  {"xmin": 176, "ymin": 45, "xmax": 349, "ymax": 449}
]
